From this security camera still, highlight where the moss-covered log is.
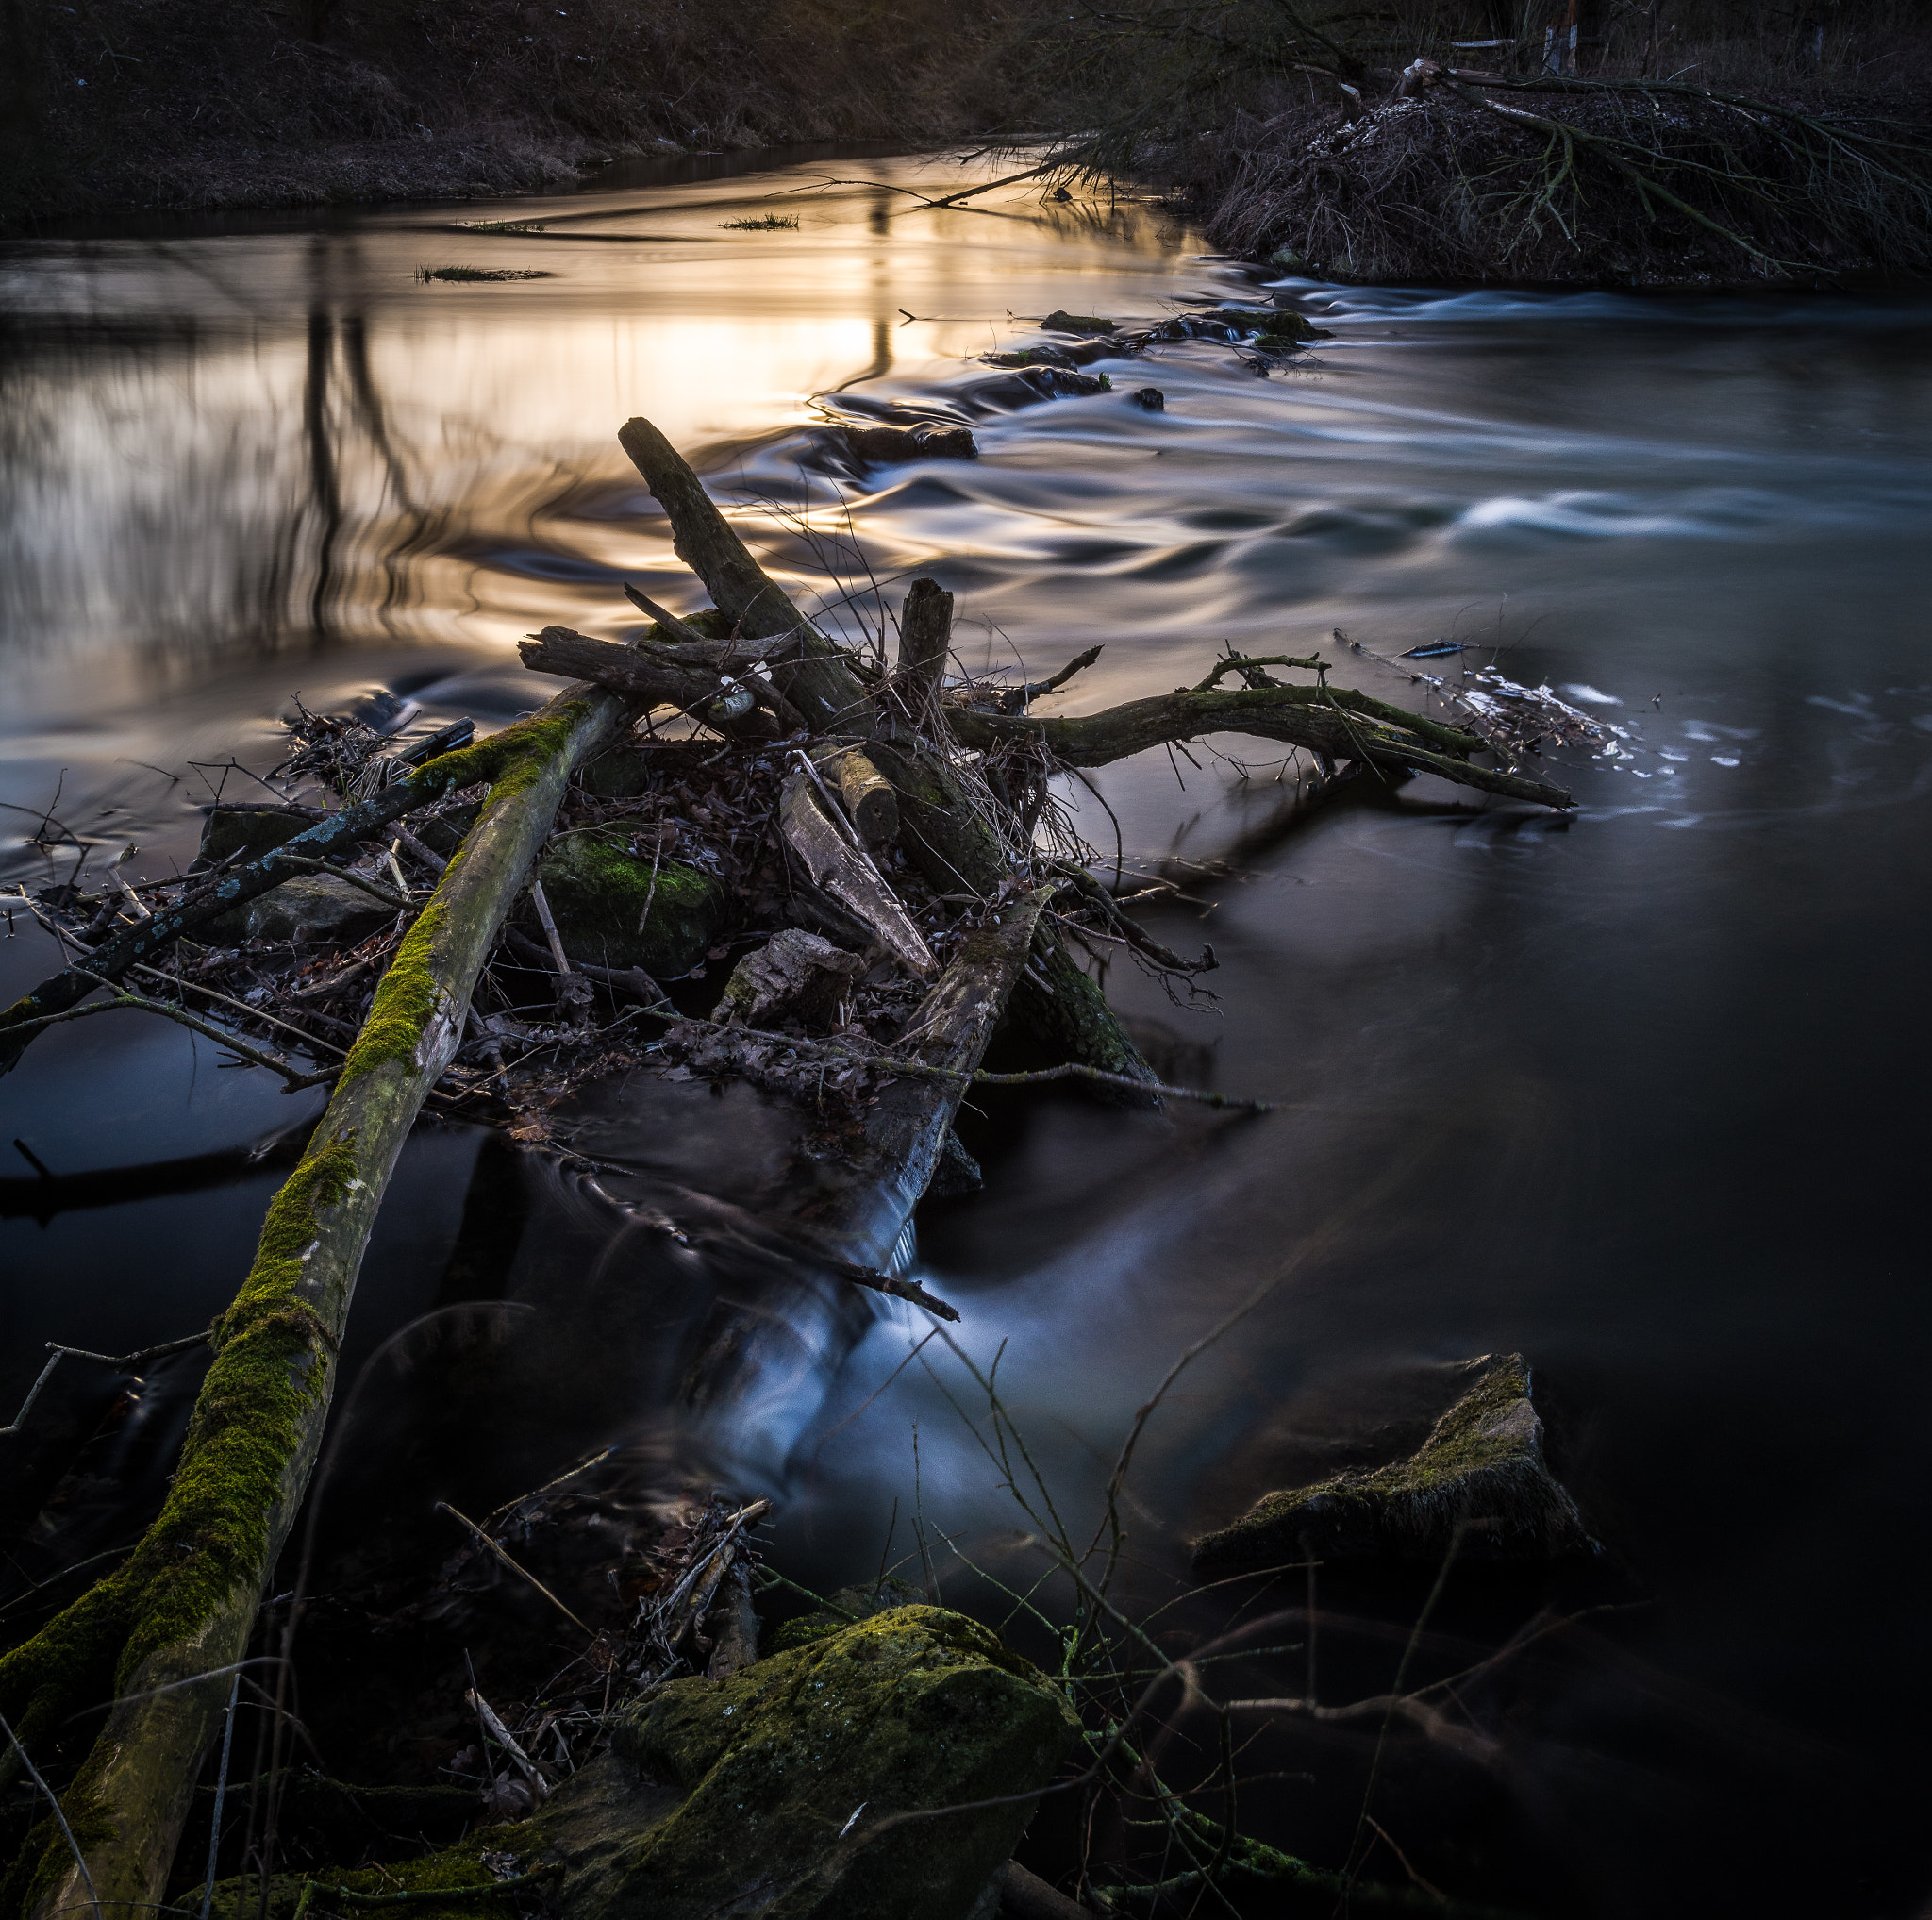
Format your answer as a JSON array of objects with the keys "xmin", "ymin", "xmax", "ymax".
[{"xmin": 0, "ymin": 686, "xmax": 631, "ymax": 1920}]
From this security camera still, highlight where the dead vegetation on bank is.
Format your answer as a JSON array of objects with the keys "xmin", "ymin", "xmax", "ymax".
[{"xmin": 1006, "ymin": 3, "xmax": 1932, "ymax": 285}]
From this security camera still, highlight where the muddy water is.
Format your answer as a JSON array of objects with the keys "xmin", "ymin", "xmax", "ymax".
[{"xmin": 4, "ymin": 150, "xmax": 1931, "ymax": 1914}]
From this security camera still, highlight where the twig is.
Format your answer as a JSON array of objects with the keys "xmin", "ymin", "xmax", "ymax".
[
  {"xmin": 463, "ymin": 1686, "xmax": 549, "ymax": 1801},
  {"xmin": 434, "ymin": 1502, "xmax": 595, "ymax": 1637},
  {"xmin": 2, "ymin": 1332, "xmax": 210, "ymax": 1435}
]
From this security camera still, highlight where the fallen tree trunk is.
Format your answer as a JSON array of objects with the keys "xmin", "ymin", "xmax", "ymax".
[
  {"xmin": 0, "ymin": 716, "xmax": 588, "ymax": 1074},
  {"xmin": 675, "ymin": 889, "xmax": 1055, "ymax": 1278},
  {"xmin": 0, "ymin": 685, "xmax": 631, "ymax": 1919}
]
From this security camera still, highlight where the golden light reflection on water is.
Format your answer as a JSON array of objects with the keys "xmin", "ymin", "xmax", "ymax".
[{"xmin": 0, "ymin": 155, "xmax": 1196, "ymax": 759}]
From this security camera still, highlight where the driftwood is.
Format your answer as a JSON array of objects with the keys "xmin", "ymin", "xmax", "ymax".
[
  {"xmin": 826, "ymin": 746, "xmax": 899, "ymax": 846},
  {"xmin": 618, "ymin": 417, "xmax": 875, "ymax": 735},
  {"xmin": 523, "ymin": 618, "xmax": 1574, "ymax": 811},
  {"xmin": 0, "ymin": 684, "xmax": 631, "ymax": 1918}
]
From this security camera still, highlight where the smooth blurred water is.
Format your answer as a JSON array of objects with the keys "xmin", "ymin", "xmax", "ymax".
[{"xmin": 3, "ymin": 149, "xmax": 1930, "ymax": 1915}]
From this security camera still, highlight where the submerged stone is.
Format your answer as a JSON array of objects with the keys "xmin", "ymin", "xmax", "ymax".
[
  {"xmin": 524, "ymin": 828, "xmax": 731, "ymax": 977},
  {"xmin": 1021, "ymin": 367, "xmax": 1112, "ymax": 399},
  {"xmin": 1130, "ymin": 387, "xmax": 1165, "ymax": 411},
  {"xmin": 1191, "ymin": 1353, "xmax": 1596, "ymax": 1570}
]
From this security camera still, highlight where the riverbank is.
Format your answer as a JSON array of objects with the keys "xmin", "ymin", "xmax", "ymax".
[{"xmin": 0, "ymin": 0, "xmax": 1007, "ymax": 224}]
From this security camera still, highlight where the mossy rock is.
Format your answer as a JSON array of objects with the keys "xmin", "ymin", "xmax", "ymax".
[
  {"xmin": 1041, "ymin": 309, "xmax": 1115, "ymax": 334},
  {"xmin": 186, "ymin": 1609, "xmax": 1076, "ymax": 1920},
  {"xmin": 521, "ymin": 828, "xmax": 731, "ymax": 976},
  {"xmin": 1191, "ymin": 1354, "xmax": 1597, "ymax": 1570},
  {"xmin": 603, "ymin": 1605, "xmax": 1079, "ymax": 1919}
]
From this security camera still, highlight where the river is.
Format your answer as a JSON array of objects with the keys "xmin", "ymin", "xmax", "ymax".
[{"xmin": 2, "ymin": 149, "xmax": 1929, "ymax": 1915}]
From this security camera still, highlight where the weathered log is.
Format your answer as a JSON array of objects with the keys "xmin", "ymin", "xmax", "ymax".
[
  {"xmin": 0, "ymin": 686, "xmax": 631, "ymax": 1918},
  {"xmin": 0, "ymin": 723, "xmax": 579, "ymax": 1072},
  {"xmin": 525, "ymin": 621, "xmax": 1572, "ymax": 810},
  {"xmin": 618, "ymin": 418, "xmax": 875, "ymax": 735},
  {"xmin": 516, "ymin": 626, "xmax": 778, "ymax": 739},
  {"xmin": 777, "ymin": 773, "xmax": 936, "ymax": 980},
  {"xmin": 680, "ymin": 890, "xmax": 1055, "ymax": 1274},
  {"xmin": 892, "ymin": 576, "xmax": 954, "ymax": 712},
  {"xmin": 829, "ymin": 746, "xmax": 899, "ymax": 846},
  {"xmin": 862, "ymin": 739, "xmax": 1161, "ymax": 1095}
]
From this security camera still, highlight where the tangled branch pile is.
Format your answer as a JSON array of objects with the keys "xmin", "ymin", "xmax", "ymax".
[{"xmin": 1015, "ymin": 3, "xmax": 1932, "ymax": 284}]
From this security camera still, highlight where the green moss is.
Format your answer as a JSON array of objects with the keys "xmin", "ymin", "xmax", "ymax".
[
  {"xmin": 188, "ymin": 1841, "xmax": 519, "ymax": 1920},
  {"xmin": 0, "ymin": 1135, "xmax": 361, "ymax": 1910},
  {"xmin": 524, "ymin": 830, "xmax": 730, "ymax": 976},
  {"xmin": 766, "ymin": 1578, "xmax": 924, "ymax": 1655},
  {"xmin": 0, "ymin": 1731, "xmax": 114, "ymax": 1920},
  {"xmin": 607, "ymin": 1605, "xmax": 1077, "ymax": 1919},
  {"xmin": 411, "ymin": 706, "xmax": 585, "ymax": 806},
  {"xmin": 341, "ymin": 702, "xmax": 591, "ymax": 1087},
  {"xmin": 117, "ymin": 1131, "xmax": 356, "ymax": 1679},
  {"xmin": 340, "ymin": 895, "xmax": 450, "ymax": 1086}
]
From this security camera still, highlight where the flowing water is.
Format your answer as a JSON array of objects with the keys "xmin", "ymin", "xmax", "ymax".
[{"xmin": 3, "ymin": 151, "xmax": 1930, "ymax": 1915}]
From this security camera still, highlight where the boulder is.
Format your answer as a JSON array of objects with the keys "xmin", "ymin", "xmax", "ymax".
[
  {"xmin": 192, "ymin": 1607, "xmax": 1079, "ymax": 1920},
  {"xmin": 523, "ymin": 828, "xmax": 732, "ymax": 977},
  {"xmin": 1130, "ymin": 387, "xmax": 1165, "ymax": 411},
  {"xmin": 195, "ymin": 807, "xmax": 312, "ymax": 869},
  {"xmin": 1191, "ymin": 1353, "xmax": 1596, "ymax": 1570},
  {"xmin": 599, "ymin": 1606, "xmax": 1079, "ymax": 1919},
  {"xmin": 714, "ymin": 928, "xmax": 864, "ymax": 1031}
]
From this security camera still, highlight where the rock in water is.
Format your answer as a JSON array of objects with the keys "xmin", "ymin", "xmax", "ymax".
[
  {"xmin": 1191, "ymin": 1353, "xmax": 1595, "ymax": 1570},
  {"xmin": 845, "ymin": 423, "xmax": 978, "ymax": 463},
  {"xmin": 714, "ymin": 927, "xmax": 864, "ymax": 1030},
  {"xmin": 1041, "ymin": 309, "xmax": 1116, "ymax": 334}
]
